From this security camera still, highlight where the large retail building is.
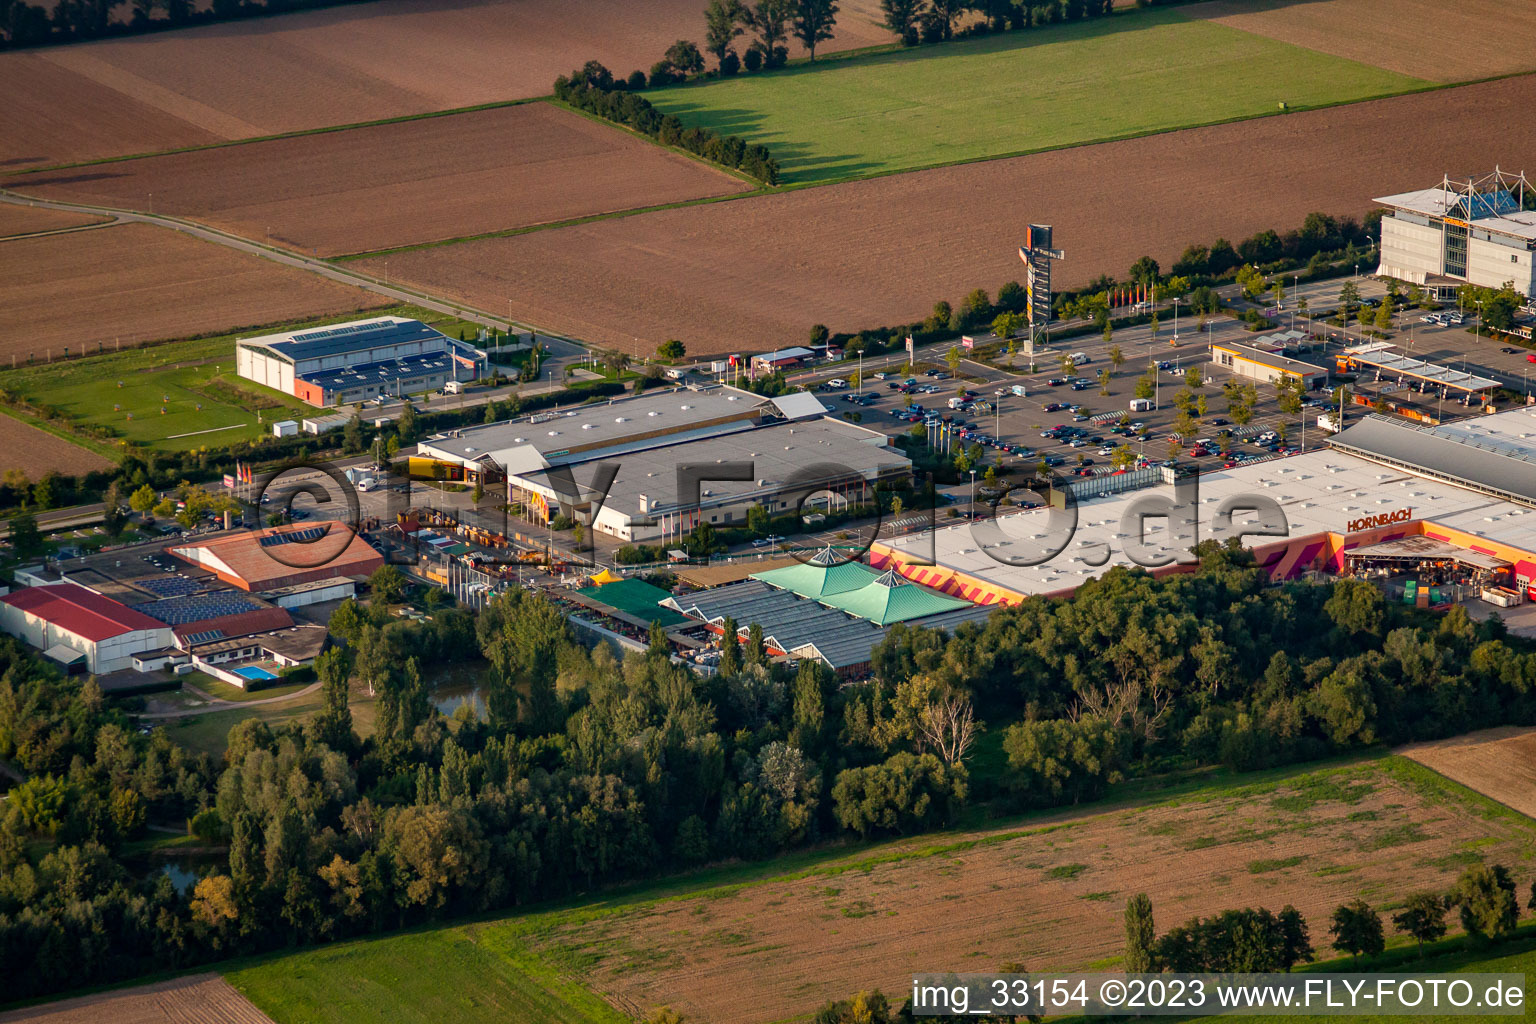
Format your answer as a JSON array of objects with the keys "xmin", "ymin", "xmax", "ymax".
[
  {"xmin": 416, "ymin": 385, "xmax": 912, "ymax": 543},
  {"xmin": 872, "ymin": 408, "xmax": 1536, "ymax": 606}
]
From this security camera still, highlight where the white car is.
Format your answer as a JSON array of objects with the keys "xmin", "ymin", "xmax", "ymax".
[{"xmin": 828, "ymin": 378, "xmax": 848, "ymax": 388}]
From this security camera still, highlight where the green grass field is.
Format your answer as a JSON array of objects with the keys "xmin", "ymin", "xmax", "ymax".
[
  {"xmin": 0, "ymin": 305, "xmax": 469, "ymax": 454},
  {"xmin": 646, "ymin": 8, "xmax": 1430, "ymax": 184},
  {"xmin": 226, "ymin": 927, "xmax": 627, "ymax": 1024}
]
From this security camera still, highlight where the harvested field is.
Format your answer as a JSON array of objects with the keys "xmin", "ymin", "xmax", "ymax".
[
  {"xmin": 0, "ymin": 416, "xmax": 114, "ymax": 479},
  {"xmin": 0, "ymin": 0, "xmax": 893, "ymax": 170},
  {"xmin": 362, "ymin": 75, "xmax": 1536, "ymax": 355},
  {"xmin": 0, "ymin": 973, "xmax": 274, "ymax": 1024},
  {"xmin": 1402, "ymin": 726, "xmax": 1536, "ymax": 821},
  {"xmin": 10, "ymin": 104, "xmax": 750, "ymax": 257},
  {"xmin": 1190, "ymin": 0, "xmax": 1536, "ymax": 82},
  {"xmin": 0, "ymin": 223, "xmax": 390, "ymax": 359},
  {"xmin": 0, "ymin": 53, "xmax": 222, "ymax": 169},
  {"xmin": 513, "ymin": 758, "xmax": 1536, "ymax": 1023},
  {"xmin": 0, "ymin": 202, "xmax": 108, "ymax": 238}
]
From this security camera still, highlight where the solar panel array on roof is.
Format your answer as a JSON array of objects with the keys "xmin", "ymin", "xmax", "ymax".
[
  {"xmin": 140, "ymin": 594, "xmax": 259, "ymax": 626},
  {"xmin": 183, "ymin": 629, "xmax": 226, "ymax": 645},
  {"xmin": 260, "ymin": 526, "xmax": 326, "ymax": 548},
  {"xmin": 259, "ymin": 319, "xmax": 451, "ymax": 363},
  {"xmin": 297, "ymin": 352, "xmax": 455, "ymax": 393},
  {"xmin": 137, "ymin": 575, "xmax": 205, "ymax": 598}
]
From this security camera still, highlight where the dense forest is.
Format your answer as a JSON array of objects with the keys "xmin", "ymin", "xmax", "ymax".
[{"xmin": 3, "ymin": 543, "xmax": 1535, "ymax": 1000}]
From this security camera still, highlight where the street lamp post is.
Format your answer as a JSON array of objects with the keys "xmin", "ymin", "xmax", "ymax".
[
  {"xmin": 969, "ymin": 469, "xmax": 976, "ymax": 513},
  {"xmin": 1172, "ymin": 297, "xmax": 1181, "ymax": 342}
]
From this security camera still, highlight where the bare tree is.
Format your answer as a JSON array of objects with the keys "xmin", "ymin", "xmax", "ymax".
[
  {"xmin": 1071, "ymin": 678, "xmax": 1172, "ymax": 744},
  {"xmin": 918, "ymin": 695, "xmax": 981, "ymax": 766}
]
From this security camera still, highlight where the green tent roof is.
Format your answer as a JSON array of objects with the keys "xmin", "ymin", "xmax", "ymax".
[
  {"xmin": 574, "ymin": 578, "xmax": 685, "ymax": 627},
  {"xmin": 751, "ymin": 552, "xmax": 973, "ymax": 626},
  {"xmin": 833, "ymin": 569, "xmax": 973, "ymax": 626},
  {"xmin": 750, "ymin": 556, "xmax": 878, "ymax": 600}
]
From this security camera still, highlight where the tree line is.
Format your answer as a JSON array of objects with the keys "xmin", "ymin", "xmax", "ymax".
[
  {"xmin": 1124, "ymin": 863, "xmax": 1535, "ymax": 974},
  {"xmin": 554, "ymin": 62, "xmax": 780, "ymax": 184},
  {"xmin": 0, "ymin": 0, "xmax": 379, "ymax": 49}
]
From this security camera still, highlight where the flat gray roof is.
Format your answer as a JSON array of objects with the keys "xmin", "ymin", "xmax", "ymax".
[
  {"xmin": 1376, "ymin": 186, "xmax": 1536, "ymax": 241},
  {"xmin": 1330, "ymin": 412, "xmax": 1536, "ymax": 506},
  {"xmin": 418, "ymin": 385, "xmax": 766, "ymax": 468},
  {"xmin": 526, "ymin": 417, "xmax": 909, "ymax": 519}
]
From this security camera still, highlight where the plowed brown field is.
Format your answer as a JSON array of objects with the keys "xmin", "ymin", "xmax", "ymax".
[
  {"xmin": 0, "ymin": 417, "xmax": 114, "ymax": 478},
  {"xmin": 10, "ymin": 103, "xmax": 750, "ymax": 257},
  {"xmin": 0, "ymin": 973, "xmax": 274, "ymax": 1024},
  {"xmin": 0, "ymin": 223, "xmax": 389, "ymax": 358},
  {"xmin": 529, "ymin": 759, "xmax": 1536, "ymax": 1024},
  {"xmin": 359, "ymin": 75, "xmax": 1536, "ymax": 356},
  {"xmin": 1190, "ymin": 0, "xmax": 1536, "ymax": 82},
  {"xmin": 1403, "ymin": 726, "xmax": 1536, "ymax": 821},
  {"xmin": 0, "ymin": 203, "xmax": 107, "ymax": 238},
  {"xmin": 0, "ymin": 0, "xmax": 893, "ymax": 169}
]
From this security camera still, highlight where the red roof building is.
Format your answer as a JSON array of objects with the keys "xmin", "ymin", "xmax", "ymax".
[
  {"xmin": 0, "ymin": 583, "xmax": 174, "ymax": 674},
  {"xmin": 168, "ymin": 523, "xmax": 384, "ymax": 592},
  {"xmin": 1, "ymin": 583, "xmax": 164, "ymax": 641}
]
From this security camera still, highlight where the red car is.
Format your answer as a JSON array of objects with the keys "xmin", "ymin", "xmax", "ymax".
[{"xmin": 1527, "ymin": 354, "xmax": 1536, "ymax": 364}]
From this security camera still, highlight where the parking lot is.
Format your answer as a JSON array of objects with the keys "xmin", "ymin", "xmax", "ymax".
[{"xmin": 810, "ymin": 316, "xmax": 1331, "ymax": 482}]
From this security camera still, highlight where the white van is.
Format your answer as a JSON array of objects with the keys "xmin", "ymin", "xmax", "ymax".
[
  {"xmin": 442, "ymin": 380, "xmax": 464, "ymax": 395},
  {"xmin": 1128, "ymin": 398, "xmax": 1153, "ymax": 412},
  {"xmin": 1069, "ymin": 351, "xmax": 1090, "ymax": 365}
]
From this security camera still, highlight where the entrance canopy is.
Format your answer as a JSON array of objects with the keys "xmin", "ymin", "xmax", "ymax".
[{"xmin": 1345, "ymin": 535, "xmax": 1509, "ymax": 571}]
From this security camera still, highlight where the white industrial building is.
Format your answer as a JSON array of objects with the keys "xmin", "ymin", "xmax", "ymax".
[
  {"xmin": 1376, "ymin": 169, "xmax": 1536, "ymax": 300},
  {"xmin": 236, "ymin": 316, "xmax": 487, "ymax": 407},
  {"xmin": 0, "ymin": 583, "xmax": 174, "ymax": 674},
  {"xmin": 416, "ymin": 385, "xmax": 911, "ymax": 542}
]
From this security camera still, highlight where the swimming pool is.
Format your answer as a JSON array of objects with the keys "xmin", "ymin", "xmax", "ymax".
[{"xmin": 235, "ymin": 665, "xmax": 279, "ymax": 682}]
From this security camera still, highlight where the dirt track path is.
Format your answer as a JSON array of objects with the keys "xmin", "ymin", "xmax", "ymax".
[
  {"xmin": 138, "ymin": 680, "xmax": 323, "ymax": 720},
  {"xmin": 0, "ymin": 189, "xmax": 571, "ymax": 345}
]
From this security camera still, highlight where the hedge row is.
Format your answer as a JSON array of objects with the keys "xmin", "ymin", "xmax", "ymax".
[{"xmin": 554, "ymin": 63, "xmax": 779, "ymax": 185}]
